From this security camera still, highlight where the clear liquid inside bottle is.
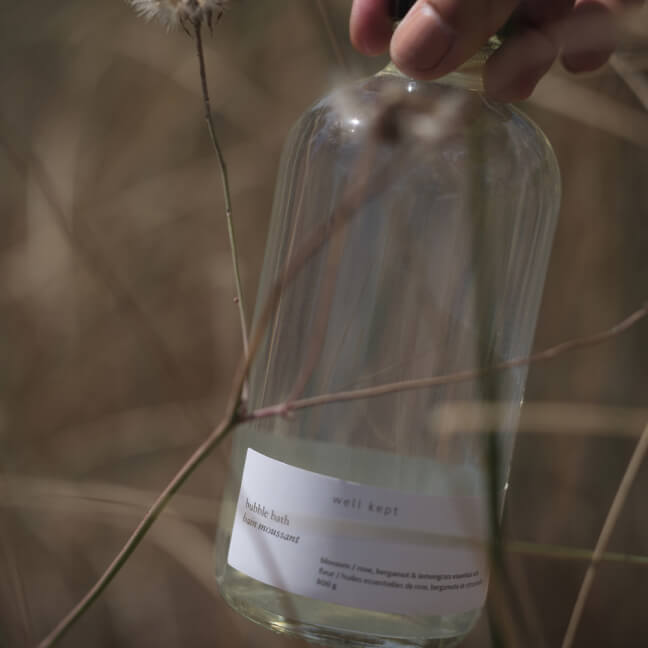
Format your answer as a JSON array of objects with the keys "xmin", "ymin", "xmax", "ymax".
[{"xmin": 214, "ymin": 49, "xmax": 560, "ymax": 648}]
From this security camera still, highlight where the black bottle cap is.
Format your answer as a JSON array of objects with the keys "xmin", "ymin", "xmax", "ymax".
[{"xmin": 389, "ymin": 0, "xmax": 416, "ymax": 21}]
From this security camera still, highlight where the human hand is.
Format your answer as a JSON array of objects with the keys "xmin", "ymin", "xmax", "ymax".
[{"xmin": 350, "ymin": 0, "xmax": 640, "ymax": 101}]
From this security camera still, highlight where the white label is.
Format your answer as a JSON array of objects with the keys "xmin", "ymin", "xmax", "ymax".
[{"xmin": 227, "ymin": 449, "xmax": 490, "ymax": 616}]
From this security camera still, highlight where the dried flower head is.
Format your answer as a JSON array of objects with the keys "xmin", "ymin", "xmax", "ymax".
[
  {"xmin": 331, "ymin": 80, "xmax": 467, "ymax": 146},
  {"xmin": 129, "ymin": 0, "xmax": 229, "ymax": 30}
]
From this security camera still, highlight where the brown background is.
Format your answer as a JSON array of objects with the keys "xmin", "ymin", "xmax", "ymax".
[{"xmin": 0, "ymin": 1, "xmax": 647, "ymax": 647}]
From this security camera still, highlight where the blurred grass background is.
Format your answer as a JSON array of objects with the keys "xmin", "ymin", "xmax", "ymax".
[{"xmin": 0, "ymin": 1, "xmax": 647, "ymax": 646}]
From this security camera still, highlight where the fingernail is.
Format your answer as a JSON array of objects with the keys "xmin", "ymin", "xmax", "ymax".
[
  {"xmin": 561, "ymin": 49, "xmax": 612, "ymax": 74},
  {"xmin": 391, "ymin": 2, "xmax": 455, "ymax": 75},
  {"xmin": 560, "ymin": 3, "xmax": 616, "ymax": 73}
]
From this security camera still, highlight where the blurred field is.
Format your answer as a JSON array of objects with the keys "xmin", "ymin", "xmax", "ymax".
[{"xmin": 0, "ymin": 1, "xmax": 647, "ymax": 647}]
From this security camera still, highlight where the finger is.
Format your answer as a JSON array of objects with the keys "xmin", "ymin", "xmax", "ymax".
[
  {"xmin": 350, "ymin": 0, "xmax": 394, "ymax": 56},
  {"xmin": 484, "ymin": 27, "xmax": 558, "ymax": 101},
  {"xmin": 390, "ymin": 0, "xmax": 518, "ymax": 80},
  {"xmin": 517, "ymin": 0, "xmax": 575, "ymax": 25},
  {"xmin": 559, "ymin": 0, "xmax": 623, "ymax": 72},
  {"xmin": 482, "ymin": 0, "xmax": 570, "ymax": 102}
]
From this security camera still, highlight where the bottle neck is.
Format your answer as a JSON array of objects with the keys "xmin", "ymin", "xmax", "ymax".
[{"xmin": 378, "ymin": 39, "xmax": 500, "ymax": 93}]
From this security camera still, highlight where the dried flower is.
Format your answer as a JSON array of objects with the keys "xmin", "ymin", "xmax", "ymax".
[
  {"xmin": 331, "ymin": 80, "xmax": 467, "ymax": 145},
  {"xmin": 129, "ymin": 0, "xmax": 229, "ymax": 30}
]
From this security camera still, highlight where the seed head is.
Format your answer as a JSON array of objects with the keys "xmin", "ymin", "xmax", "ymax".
[
  {"xmin": 129, "ymin": 0, "xmax": 229, "ymax": 30},
  {"xmin": 331, "ymin": 81, "xmax": 467, "ymax": 146}
]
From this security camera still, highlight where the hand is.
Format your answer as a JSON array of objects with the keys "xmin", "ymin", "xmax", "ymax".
[{"xmin": 350, "ymin": 0, "xmax": 640, "ymax": 101}]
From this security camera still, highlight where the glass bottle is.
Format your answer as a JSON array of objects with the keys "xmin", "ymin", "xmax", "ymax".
[{"xmin": 214, "ymin": 14, "xmax": 560, "ymax": 648}]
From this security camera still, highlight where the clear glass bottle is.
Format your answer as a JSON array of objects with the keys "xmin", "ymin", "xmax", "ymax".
[{"xmin": 214, "ymin": 34, "xmax": 560, "ymax": 648}]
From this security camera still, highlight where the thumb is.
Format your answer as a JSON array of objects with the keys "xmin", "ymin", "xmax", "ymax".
[{"xmin": 390, "ymin": 0, "xmax": 517, "ymax": 80}]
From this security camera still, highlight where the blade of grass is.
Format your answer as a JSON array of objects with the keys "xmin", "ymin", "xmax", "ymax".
[{"xmin": 561, "ymin": 423, "xmax": 648, "ymax": 648}]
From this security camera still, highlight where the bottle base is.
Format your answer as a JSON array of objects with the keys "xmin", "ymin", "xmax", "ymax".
[{"xmin": 217, "ymin": 567, "xmax": 473, "ymax": 648}]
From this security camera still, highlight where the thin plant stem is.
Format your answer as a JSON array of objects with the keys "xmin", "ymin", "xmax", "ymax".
[
  {"xmin": 509, "ymin": 541, "xmax": 648, "ymax": 567},
  {"xmin": 561, "ymin": 422, "xmax": 648, "ymax": 648},
  {"xmin": 255, "ymin": 109, "xmax": 325, "ymax": 409},
  {"xmin": 37, "ymin": 415, "xmax": 239, "ymax": 648},
  {"xmin": 35, "ymin": 107, "xmax": 386, "ymax": 648},
  {"xmin": 431, "ymin": 401, "xmax": 648, "ymax": 440},
  {"xmin": 226, "ymin": 133, "xmax": 383, "ymax": 414},
  {"xmin": 314, "ymin": 0, "xmax": 348, "ymax": 70},
  {"xmin": 469, "ymin": 117, "xmax": 525, "ymax": 648},
  {"xmin": 0, "ymin": 510, "xmax": 32, "ymax": 644},
  {"xmin": 530, "ymin": 73, "xmax": 648, "ymax": 148},
  {"xmin": 247, "ymin": 302, "xmax": 648, "ymax": 420},
  {"xmin": 610, "ymin": 53, "xmax": 648, "ymax": 110},
  {"xmin": 285, "ymin": 207, "xmax": 348, "ymax": 402},
  {"xmin": 8, "ymin": 477, "xmax": 648, "ymax": 569},
  {"xmin": 194, "ymin": 21, "xmax": 249, "ymax": 363},
  {"xmin": 35, "ymin": 300, "xmax": 647, "ymax": 647}
]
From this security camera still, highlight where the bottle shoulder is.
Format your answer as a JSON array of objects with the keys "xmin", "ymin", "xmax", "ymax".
[{"xmin": 288, "ymin": 71, "xmax": 559, "ymax": 184}]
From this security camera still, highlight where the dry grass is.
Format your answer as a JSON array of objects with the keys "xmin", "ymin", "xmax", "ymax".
[{"xmin": 1, "ymin": 1, "xmax": 647, "ymax": 647}]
